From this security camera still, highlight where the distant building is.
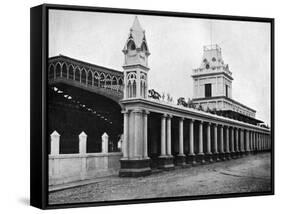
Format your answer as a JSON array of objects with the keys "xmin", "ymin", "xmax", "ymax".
[{"xmin": 191, "ymin": 44, "xmax": 262, "ymax": 125}]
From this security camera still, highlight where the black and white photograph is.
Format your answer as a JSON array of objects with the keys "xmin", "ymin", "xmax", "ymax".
[{"xmin": 45, "ymin": 6, "xmax": 273, "ymax": 206}]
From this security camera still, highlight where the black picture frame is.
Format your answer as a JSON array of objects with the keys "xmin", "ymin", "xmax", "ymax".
[{"xmin": 30, "ymin": 3, "xmax": 275, "ymax": 210}]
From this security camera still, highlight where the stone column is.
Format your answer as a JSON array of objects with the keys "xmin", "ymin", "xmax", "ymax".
[
  {"xmin": 240, "ymin": 129, "xmax": 244, "ymax": 154},
  {"xmin": 225, "ymin": 126, "xmax": 230, "ymax": 159},
  {"xmin": 158, "ymin": 114, "xmax": 174, "ymax": 170},
  {"xmin": 122, "ymin": 110, "xmax": 129, "ymax": 159},
  {"xmin": 133, "ymin": 109, "xmax": 142, "ymax": 158},
  {"xmin": 199, "ymin": 121, "xmax": 204, "ymax": 154},
  {"xmin": 231, "ymin": 127, "xmax": 235, "ymax": 155},
  {"xmin": 179, "ymin": 118, "xmax": 184, "ymax": 155},
  {"xmin": 79, "ymin": 131, "xmax": 87, "ymax": 180},
  {"xmin": 206, "ymin": 122, "xmax": 212, "ymax": 162},
  {"xmin": 166, "ymin": 115, "xmax": 172, "ymax": 156},
  {"xmin": 176, "ymin": 117, "xmax": 186, "ymax": 166},
  {"xmin": 245, "ymin": 130, "xmax": 250, "ymax": 154},
  {"xmin": 198, "ymin": 121, "xmax": 205, "ymax": 164},
  {"xmin": 235, "ymin": 128, "xmax": 239, "ymax": 155},
  {"xmin": 160, "ymin": 114, "xmax": 167, "ymax": 156},
  {"xmin": 188, "ymin": 119, "xmax": 196, "ymax": 165},
  {"xmin": 101, "ymin": 132, "xmax": 108, "ymax": 153},
  {"xmin": 214, "ymin": 124, "xmax": 219, "ymax": 161},
  {"xmin": 143, "ymin": 110, "xmax": 149, "ymax": 159},
  {"xmin": 79, "ymin": 131, "xmax": 87, "ymax": 154},
  {"xmin": 220, "ymin": 125, "xmax": 225, "ymax": 160},
  {"xmin": 50, "ymin": 130, "xmax": 60, "ymax": 155}
]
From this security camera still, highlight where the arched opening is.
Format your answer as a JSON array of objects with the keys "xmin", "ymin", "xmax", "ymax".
[
  {"xmin": 127, "ymin": 40, "xmax": 136, "ymax": 50},
  {"xmin": 81, "ymin": 69, "xmax": 87, "ymax": 84},
  {"xmin": 112, "ymin": 77, "xmax": 117, "ymax": 90},
  {"xmin": 132, "ymin": 80, "xmax": 136, "ymax": 97},
  {"xmin": 55, "ymin": 63, "xmax": 61, "ymax": 78},
  {"xmin": 118, "ymin": 78, "xmax": 123, "ymax": 91},
  {"xmin": 94, "ymin": 72, "xmax": 100, "ymax": 86},
  {"xmin": 62, "ymin": 63, "xmax": 67, "ymax": 78},
  {"xmin": 127, "ymin": 82, "xmax": 131, "ymax": 98},
  {"xmin": 141, "ymin": 42, "xmax": 148, "ymax": 52},
  {"xmin": 49, "ymin": 64, "xmax": 55, "ymax": 80},
  {"xmin": 100, "ymin": 73, "xmax": 105, "ymax": 88},
  {"xmin": 74, "ymin": 67, "xmax": 80, "ymax": 82},
  {"xmin": 68, "ymin": 65, "xmax": 74, "ymax": 80},
  {"xmin": 105, "ymin": 75, "xmax": 112, "ymax": 89},
  {"xmin": 88, "ymin": 70, "xmax": 93, "ymax": 87}
]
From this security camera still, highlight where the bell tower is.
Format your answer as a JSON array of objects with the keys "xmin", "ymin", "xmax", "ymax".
[{"xmin": 122, "ymin": 16, "xmax": 150, "ymax": 99}]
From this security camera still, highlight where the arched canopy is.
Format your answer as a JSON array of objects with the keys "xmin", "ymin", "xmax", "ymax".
[
  {"xmin": 62, "ymin": 63, "xmax": 67, "ymax": 78},
  {"xmin": 88, "ymin": 70, "xmax": 93, "ymax": 86},
  {"xmin": 81, "ymin": 68, "xmax": 87, "ymax": 84},
  {"xmin": 68, "ymin": 65, "xmax": 74, "ymax": 79},
  {"xmin": 55, "ymin": 63, "xmax": 61, "ymax": 78},
  {"xmin": 74, "ymin": 67, "xmax": 80, "ymax": 81}
]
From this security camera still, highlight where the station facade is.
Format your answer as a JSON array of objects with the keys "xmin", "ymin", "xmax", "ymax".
[{"xmin": 48, "ymin": 17, "xmax": 271, "ymax": 182}]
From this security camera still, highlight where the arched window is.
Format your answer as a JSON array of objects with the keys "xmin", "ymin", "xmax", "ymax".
[
  {"xmin": 81, "ymin": 69, "xmax": 87, "ymax": 84},
  {"xmin": 55, "ymin": 63, "xmax": 61, "ymax": 78},
  {"xmin": 68, "ymin": 65, "xmax": 74, "ymax": 79},
  {"xmin": 127, "ymin": 72, "xmax": 137, "ymax": 98},
  {"xmin": 118, "ymin": 78, "xmax": 123, "ymax": 92},
  {"xmin": 49, "ymin": 64, "xmax": 55, "ymax": 80},
  {"xmin": 127, "ymin": 40, "xmax": 136, "ymax": 50},
  {"xmin": 105, "ymin": 75, "xmax": 111, "ymax": 89},
  {"xmin": 62, "ymin": 63, "xmax": 67, "ymax": 78},
  {"xmin": 94, "ymin": 72, "xmax": 100, "ymax": 86},
  {"xmin": 100, "ymin": 73, "xmax": 105, "ymax": 87},
  {"xmin": 141, "ymin": 42, "xmax": 148, "ymax": 52},
  {"xmin": 112, "ymin": 77, "xmax": 117, "ymax": 90},
  {"xmin": 88, "ymin": 70, "xmax": 93, "ymax": 87},
  {"xmin": 74, "ymin": 67, "xmax": 80, "ymax": 82},
  {"xmin": 132, "ymin": 80, "xmax": 136, "ymax": 97},
  {"xmin": 127, "ymin": 81, "xmax": 132, "ymax": 98}
]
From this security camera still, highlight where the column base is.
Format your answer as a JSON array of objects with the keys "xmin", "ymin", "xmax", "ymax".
[
  {"xmin": 225, "ymin": 152, "xmax": 231, "ymax": 160},
  {"xmin": 230, "ymin": 151, "xmax": 237, "ymax": 159},
  {"xmin": 196, "ymin": 153, "xmax": 206, "ymax": 164},
  {"xmin": 212, "ymin": 152, "xmax": 220, "ymax": 162},
  {"xmin": 175, "ymin": 154, "xmax": 186, "ymax": 166},
  {"xmin": 119, "ymin": 159, "xmax": 151, "ymax": 177},
  {"xmin": 186, "ymin": 154, "xmax": 197, "ymax": 166},
  {"xmin": 205, "ymin": 153, "xmax": 213, "ymax": 163},
  {"xmin": 219, "ymin": 152, "xmax": 226, "ymax": 161},
  {"xmin": 158, "ymin": 156, "xmax": 175, "ymax": 170}
]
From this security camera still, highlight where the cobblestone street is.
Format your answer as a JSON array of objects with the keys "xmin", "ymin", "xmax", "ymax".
[{"xmin": 49, "ymin": 153, "xmax": 271, "ymax": 204}]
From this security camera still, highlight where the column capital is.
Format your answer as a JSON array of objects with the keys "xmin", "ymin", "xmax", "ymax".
[
  {"xmin": 167, "ymin": 114, "xmax": 173, "ymax": 119},
  {"xmin": 132, "ymin": 108, "xmax": 143, "ymax": 114},
  {"xmin": 121, "ymin": 109, "xmax": 130, "ymax": 114},
  {"xmin": 143, "ymin": 109, "xmax": 150, "ymax": 115},
  {"xmin": 189, "ymin": 118, "xmax": 195, "ymax": 123},
  {"xmin": 161, "ymin": 113, "xmax": 168, "ymax": 118},
  {"xmin": 179, "ymin": 117, "xmax": 185, "ymax": 122}
]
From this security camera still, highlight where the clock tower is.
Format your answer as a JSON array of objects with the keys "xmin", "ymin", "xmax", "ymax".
[{"xmin": 122, "ymin": 16, "xmax": 150, "ymax": 99}]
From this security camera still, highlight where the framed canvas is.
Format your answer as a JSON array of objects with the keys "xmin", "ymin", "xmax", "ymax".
[{"xmin": 30, "ymin": 4, "xmax": 274, "ymax": 209}]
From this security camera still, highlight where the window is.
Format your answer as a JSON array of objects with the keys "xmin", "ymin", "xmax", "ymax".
[
  {"xmin": 226, "ymin": 85, "xmax": 229, "ymax": 97},
  {"xmin": 205, "ymin": 84, "xmax": 212, "ymax": 98}
]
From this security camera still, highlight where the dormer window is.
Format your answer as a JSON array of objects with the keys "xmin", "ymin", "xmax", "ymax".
[
  {"xmin": 212, "ymin": 57, "xmax": 216, "ymax": 62},
  {"xmin": 206, "ymin": 63, "xmax": 210, "ymax": 69},
  {"xmin": 203, "ymin": 58, "xmax": 208, "ymax": 63}
]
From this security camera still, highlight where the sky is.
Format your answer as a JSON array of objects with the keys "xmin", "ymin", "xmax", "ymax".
[{"xmin": 49, "ymin": 9, "xmax": 271, "ymax": 125}]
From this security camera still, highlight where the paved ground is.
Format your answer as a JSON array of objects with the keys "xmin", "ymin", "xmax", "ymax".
[{"xmin": 49, "ymin": 153, "xmax": 272, "ymax": 204}]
